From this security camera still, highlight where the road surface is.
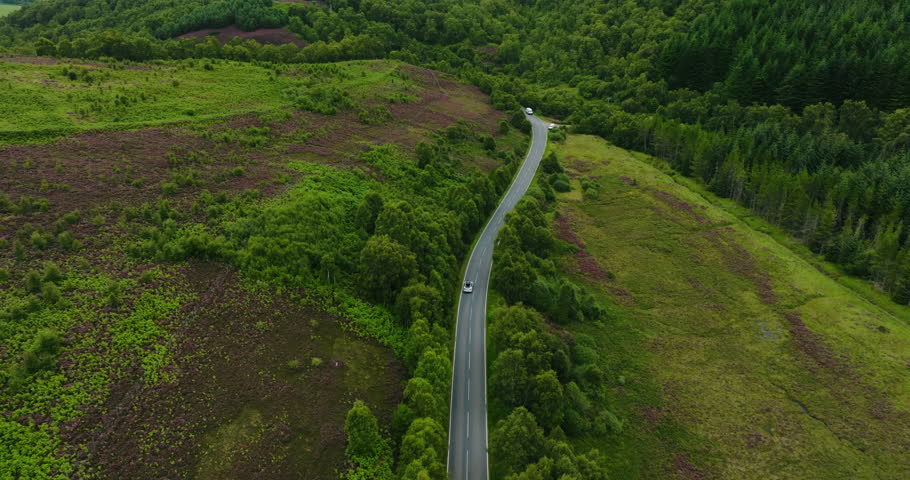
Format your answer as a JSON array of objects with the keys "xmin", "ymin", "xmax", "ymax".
[{"xmin": 447, "ymin": 113, "xmax": 549, "ymax": 480}]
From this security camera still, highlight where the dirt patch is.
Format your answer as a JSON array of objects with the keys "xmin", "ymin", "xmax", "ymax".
[
  {"xmin": 652, "ymin": 190, "xmax": 709, "ymax": 226},
  {"xmin": 177, "ymin": 26, "xmax": 308, "ymax": 48},
  {"xmin": 1, "ymin": 55, "xmax": 59, "ymax": 65},
  {"xmin": 64, "ymin": 262, "xmax": 405, "ymax": 479},
  {"xmin": 620, "ymin": 176, "xmax": 635, "ymax": 185},
  {"xmin": 640, "ymin": 406, "xmax": 669, "ymax": 427},
  {"xmin": 576, "ymin": 250, "xmax": 609, "ymax": 282},
  {"xmin": 555, "ymin": 210, "xmax": 634, "ymax": 306},
  {"xmin": 700, "ymin": 228, "xmax": 776, "ymax": 305},
  {"xmin": 783, "ymin": 311, "xmax": 854, "ymax": 378},
  {"xmin": 671, "ymin": 453, "xmax": 711, "ymax": 480},
  {"xmin": 555, "ymin": 214, "xmax": 585, "ymax": 249}
]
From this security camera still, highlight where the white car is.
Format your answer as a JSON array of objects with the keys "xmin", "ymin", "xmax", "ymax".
[
  {"xmin": 525, "ymin": 107, "xmax": 533, "ymax": 115},
  {"xmin": 462, "ymin": 281, "xmax": 474, "ymax": 293},
  {"xmin": 548, "ymin": 123, "xmax": 556, "ymax": 130}
]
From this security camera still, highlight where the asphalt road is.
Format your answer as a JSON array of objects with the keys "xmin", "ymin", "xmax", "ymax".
[{"xmin": 447, "ymin": 113, "xmax": 549, "ymax": 480}]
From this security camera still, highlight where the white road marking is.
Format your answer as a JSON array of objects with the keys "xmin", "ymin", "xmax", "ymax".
[
  {"xmin": 465, "ymin": 450, "xmax": 469, "ymax": 480},
  {"xmin": 467, "ymin": 411, "xmax": 470, "ymax": 438}
]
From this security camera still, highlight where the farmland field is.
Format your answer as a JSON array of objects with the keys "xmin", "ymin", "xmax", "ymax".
[{"xmin": 550, "ymin": 135, "xmax": 910, "ymax": 480}]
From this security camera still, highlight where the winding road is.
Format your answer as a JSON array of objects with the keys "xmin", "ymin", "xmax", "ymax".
[{"xmin": 447, "ymin": 113, "xmax": 549, "ymax": 480}]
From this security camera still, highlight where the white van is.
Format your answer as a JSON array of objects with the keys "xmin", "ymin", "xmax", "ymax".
[{"xmin": 525, "ymin": 107, "xmax": 533, "ymax": 115}]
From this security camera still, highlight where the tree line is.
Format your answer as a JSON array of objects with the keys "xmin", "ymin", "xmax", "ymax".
[{"xmin": 481, "ymin": 151, "xmax": 615, "ymax": 478}]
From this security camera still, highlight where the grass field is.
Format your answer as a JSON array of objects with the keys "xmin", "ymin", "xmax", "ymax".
[
  {"xmin": 0, "ymin": 4, "xmax": 19, "ymax": 18},
  {"xmin": 0, "ymin": 58, "xmax": 410, "ymax": 134},
  {"xmin": 552, "ymin": 135, "xmax": 910, "ymax": 479}
]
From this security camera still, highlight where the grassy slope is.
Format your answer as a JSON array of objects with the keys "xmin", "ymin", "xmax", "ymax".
[
  {"xmin": 552, "ymin": 135, "xmax": 910, "ymax": 480},
  {"xmin": 0, "ymin": 4, "xmax": 18, "ymax": 18},
  {"xmin": 0, "ymin": 56, "xmax": 516, "ymax": 479},
  {"xmin": 0, "ymin": 58, "xmax": 396, "ymax": 134}
]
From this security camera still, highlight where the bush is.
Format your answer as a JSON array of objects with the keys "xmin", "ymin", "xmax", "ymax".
[
  {"xmin": 12, "ymin": 240, "xmax": 26, "ymax": 261},
  {"xmin": 287, "ymin": 359, "xmax": 301, "ymax": 369},
  {"xmin": 24, "ymin": 270, "xmax": 42, "ymax": 293},
  {"xmin": 292, "ymin": 85, "xmax": 355, "ymax": 115},
  {"xmin": 552, "ymin": 174, "xmax": 571, "ymax": 192},
  {"xmin": 161, "ymin": 182, "xmax": 179, "ymax": 195},
  {"xmin": 42, "ymin": 262, "xmax": 63, "ymax": 284},
  {"xmin": 62, "ymin": 209, "xmax": 81, "ymax": 225},
  {"xmin": 41, "ymin": 282, "xmax": 61, "ymax": 304},
  {"xmin": 358, "ymin": 105, "xmax": 392, "ymax": 125},
  {"xmin": 593, "ymin": 409, "xmax": 624, "ymax": 435},
  {"xmin": 21, "ymin": 329, "xmax": 64, "ymax": 376},
  {"xmin": 310, "ymin": 357, "xmax": 323, "ymax": 367},
  {"xmin": 542, "ymin": 152, "xmax": 564, "ymax": 174},
  {"xmin": 510, "ymin": 111, "xmax": 532, "ymax": 134},
  {"xmin": 57, "ymin": 231, "xmax": 81, "ymax": 251},
  {"xmin": 30, "ymin": 230, "xmax": 48, "ymax": 250}
]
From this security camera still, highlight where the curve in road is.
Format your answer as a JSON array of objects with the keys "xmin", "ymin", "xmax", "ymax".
[{"xmin": 447, "ymin": 113, "xmax": 549, "ymax": 480}]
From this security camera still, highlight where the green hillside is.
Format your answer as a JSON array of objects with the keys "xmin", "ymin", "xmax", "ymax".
[{"xmin": 549, "ymin": 134, "xmax": 910, "ymax": 479}]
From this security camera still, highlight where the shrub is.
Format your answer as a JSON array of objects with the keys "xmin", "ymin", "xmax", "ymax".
[
  {"xmin": 41, "ymin": 282, "xmax": 61, "ymax": 304},
  {"xmin": 21, "ymin": 329, "xmax": 64, "ymax": 376},
  {"xmin": 292, "ymin": 85, "xmax": 355, "ymax": 114},
  {"xmin": 42, "ymin": 262, "xmax": 63, "ymax": 283},
  {"xmin": 542, "ymin": 152, "xmax": 564, "ymax": 174},
  {"xmin": 593, "ymin": 409, "xmax": 624, "ymax": 435},
  {"xmin": 12, "ymin": 240, "xmax": 26, "ymax": 261},
  {"xmin": 358, "ymin": 105, "xmax": 392, "ymax": 125},
  {"xmin": 24, "ymin": 270, "xmax": 42, "ymax": 293},
  {"xmin": 482, "ymin": 135, "xmax": 496, "ymax": 151},
  {"xmin": 103, "ymin": 279, "xmax": 124, "ymax": 308},
  {"xmin": 140, "ymin": 270, "xmax": 157, "ymax": 283},
  {"xmin": 310, "ymin": 357, "xmax": 323, "ymax": 367},
  {"xmin": 57, "ymin": 231, "xmax": 80, "ymax": 251},
  {"xmin": 30, "ymin": 230, "xmax": 49, "ymax": 250},
  {"xmin": 0, "ymin": 269, "xmax": 9, "ymax": 285},
  {"xmin": 287, "ymin": 359, "xmax": 301, "ymax": 370},
  {"xmin": 552, "ymin": 174, "xmax": 571, "ymax": 192},
  {"xmin": 161, "ymin": 182, "xmax": 178, "ymax": 195}
]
